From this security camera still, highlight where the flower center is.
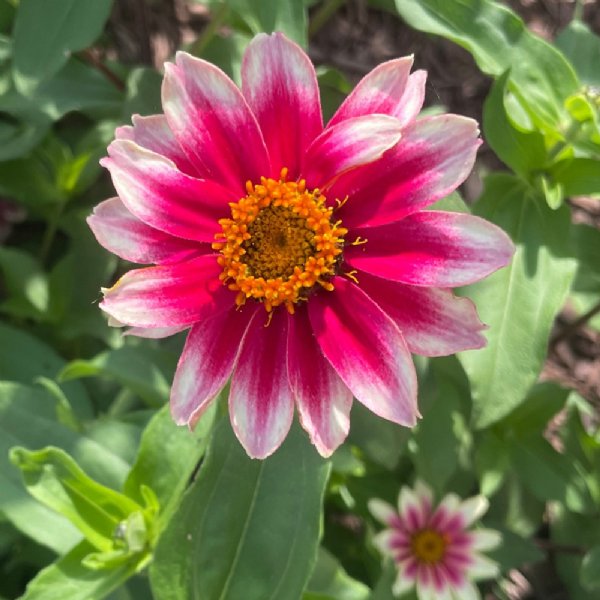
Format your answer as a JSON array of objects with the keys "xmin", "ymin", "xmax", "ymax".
[
  {"xmin": 410, "ymin": 529, "xmax": 449, "ymax": 564},
  {"xmin": 213, "ymin": 168, "xmax": 347, "ymax": 314}
]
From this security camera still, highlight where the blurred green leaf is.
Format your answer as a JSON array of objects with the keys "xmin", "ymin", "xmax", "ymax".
[
  {"xmin": 551, "ymin": 503, "xmax": 600, "ymax": 600},
  {"xmin": 13, "ymin": 0, "xmax": 113, "ymax": 94},
  {"xmin": 0, "ymin": 246, "xmax": 49, "ymax": 319},
  {"xmin": 483, "ymin": 71, "xmax": 547, "ymax": 178},
  {"xmin": 394, "ymin": 0, "xmax": 578, "ymax": 132},
  {"xmin": 347, "ymin": 403, "xmax": 409, "ymax": 471},
  {"xmin": 550, "ymin": 157, "xmax": 600, "ymax": 197},
  {"xmin": 227, "ymin": 0, "xmax": 308, "ymax": 46},
  {"xmin": 0, "ymin": 322, "xmax": 91, "ymax": 415},
  {"xmin": 581, "ymin": 545, "xmax": 600, "ymax": 590},
  {"xmin": 10, "ymin": 446, "xmax": 147, "ymax": 553},
  {"xmin": 150, "ymin": 418, "xmax": 330, "ymax": 600},
  {"xmin": 303, "ymin": 547, "xmax": 370, "ymax": 600},
  {"xmin": 18, "ymin": 540, "xmax": 146, "ymax": 600},
  {"xmin": 60, "ymin": 346, "xmax": 175, "ymax": 407},
  {"xmin": 0, "ymin": 381, "xmax": 129, "ymax": 552},
  {"xmin": 124, "ymin": 402, "xmax": 217, "ymax": 530},
  {"xmin": 486, "ymin": 528, "xmax": 543, "ymax": 572},
  {"xmin": 122, "ymin": 68, "xmax": 162, "ymax": 118},
  {"xmin": 459, "ymin": 174, "xmax": 576, "ymax": 428},
  {"xmin": 556, "ymin": 19, "xmax": 600, "ymax": 87}
]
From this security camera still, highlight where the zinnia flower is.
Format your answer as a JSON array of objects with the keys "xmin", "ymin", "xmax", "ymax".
[
  {"xmin": 88, "ymin": 32, "xmax": 513, "ymax": 459},
  {"xmin": 369, "ymin": 481, "xmax": 501, "ymax": 599}
]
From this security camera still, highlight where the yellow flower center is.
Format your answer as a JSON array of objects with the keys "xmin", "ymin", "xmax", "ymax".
[
  {"xmin": 213, "ymin": 168, "xmax": 348, "ymax": 314},
  {"xmin": 411, "ymin": 529, "xmax": 449, "ymax": 564}
]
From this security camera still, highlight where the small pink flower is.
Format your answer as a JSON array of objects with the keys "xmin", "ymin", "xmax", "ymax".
[
  {"xmin": 369, "ymin": 481, "xmax": 501, "ymax": 600},
  {"xmin": 88, "ymin": 32, "xmax": 514, "ymax": 459}
]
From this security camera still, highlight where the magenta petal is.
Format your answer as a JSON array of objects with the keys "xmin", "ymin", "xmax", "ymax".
[
  {"xmin": 328, "ymin": 57, "xmax": 422, "ymax": 127},
  {"xmin": 162, "ymin": 52, "xmax": 270, "ymax": 195},
  {"xmin": 329, "ymin": 115, "xmax": 480, "ymax": 228},
  {"xmin": 358, "ymin": 272, "xmax": 487, "ymax": 356},
  {"xmin": 115, "ymin": 114, "xmax": 199, "ymax": 177},
  {"xmin": 102, "ymin": 140, "xmax": 236, "ymax": 243},
  {"xmin": 242, "ymin": 32, "xmax": 323, "ymax": 179},
  {"xmin": 287, "ymin": 307, "xmax": 353, "ymax": 457},
  {"xmin": 229, "ymin": 309, "xmax": 294, "ymax": 459},
  {"xmin": 302, "ymin": 114, "xmax": 402, "ymax": 190},
  {"xmin": 87, "ymin": 197, "xmax": 203, "ymax": 265},
  {"xmin": 309, "ymin": 277, "xmax": 418, "ymax": 426},
  {"xmin": 100, "ymin": 254, "xmax": 231, "ymax": 328},
  {"xmin": 346, "ymin": 211, "xmax": 514, "ymax": 287},
  {"xmin": 171, "ymin": 305, "xmax": 256, "ymax": 427}
]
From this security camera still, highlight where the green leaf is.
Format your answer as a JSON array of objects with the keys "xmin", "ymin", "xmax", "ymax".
[
  {"xmin": 18, "ymin": 540, "xmax": 146, "ymax": 600},
  {"xmin": 550, "ymin": 158, "xmax": 600, "ymax": 197},
  {"xmin": 459, "ymin": 174, "xmax": 576, "ymax": 428},
  {"xmin": 346, "ymin": 403, "xmax": 409, "ymax": 470},
  {"xmin": 483, "ymin": 71, "xmax": 547, "ymax": 177},
  {"xmin": 60, "ymin": 346, "xmax": 175, "ymax": 407},
  {"xmin": 393, "ymin": 0, "xmax": 578, "ymax": 130},
  {"xmin": 10, "ymin": 447, "xmax": 144, "ymax": 552},
  {"xmin": 0, "ymin": 322, "xmax": 91, "ymax": 416},
  {"xmin": 303, "ymin": 547, "xmax": 370, "ymax": 600},
  {"xmin": 509, "ymin": 435, "xmax": 594, "ymax": 512},
  {"xmin": 486, "ymin": 528, "xmax": 543, "ymax": 572},
  {"xmin": 551, "ymin": 503, "xmax": 600, "ymax": 600},
  {"xmin": 13, "ymin": 0, "xmax": 113, "ymax": 93},
  {"xmin": 556, "ymin": 19, "xmax": 600, "ymax": 87},
  {"xmin": 581, "ymin": 545, "xmax": 600, "ymax": 590},
  {"xmin": 228, "ymin": 0, "xmax": 308, "ymax": 46},
  {"xmin": 0, "ymin": 381, "xmax": 130, "ymax": 552},
  {"xmin": 410, "ymin": 378, "xmax": 464, "ymax": 493},
  {"xmin": 122, "ymin": 68, "xmax": 162, "ymax": 118},
  {"xmin": 124, "ymin": 402, "xmax": 217, "ymax": 529},
  {"xmin": 149, "ymin": 419, "xmax": 331, "ymax": 600},
  {"xmin": 0, "ymin": 246, "xmax": 49, "ymax": 319}
]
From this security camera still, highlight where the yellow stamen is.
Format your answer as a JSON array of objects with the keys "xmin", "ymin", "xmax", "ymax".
[
  {"xmin": 411, "ymin": 529, "xmax": 449, "ymax": 564},
  {"xmin": 335, "ymin": 196, "xmax": 349, "ymax": 210},
  {"xmin": 351, "ymin": 236, "xmax": 368, "ymax": 246},
  {"xmin": 214, "ymin": 168, "xmax": 348, "ymax": 312},
  {"xmin": 344, "ymin": 270, "xmax": 359, "ymax": 284}
]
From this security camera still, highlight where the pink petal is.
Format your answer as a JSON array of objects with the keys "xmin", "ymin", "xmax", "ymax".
[
  {"xmin": 302, "ymin": 115, "xmax": 402, "ymax": 190},
  {"xmin": 346, "ymin": 211, "xmax": 514, "ymax": 287},
  {"xmin": 87, "ymin": 197, "xmax": 204, "ymax": 265},
  {"xmin": 242, "ymin": 32, "xmax": 323, "ymax": 179},
  {"xmin": 287, "ymin": 307, "xmax": 352, "ymax": 457},
  {"xmin": 357, "ymin": 272, "xmax": 487, "ymax": 356},
  {"xmin": 329, "ymin": 115, "xmax": 480, "ymax": 228},
  {"xmin": 328, "ymin": 57, "xmax": 424, "ymax": 128},
  {"xmin": 100, "ymin": 254, "xmax": 231, "ymax": 328},
  {"xmin": 229, "ymin": 309, "xmax": 294, "ymax": 459},
  {"xmin": 115, "ymin": 114, "xmax": 199, "ymax": 177},
  {"xmin": 308, "ymin": 277, "xmax": 419, "ymax": 427},
  {"xmin": 101, "ymin": 140, "xmax": 236, "ymax": 243},
  {"xmin": 162, "ymin": 51, "xmax": 270, "ymax": 195},
  {"xmin": 170, "ymin": 305, "xmax": 256, "ymax": 427},
  {"xmin": 124, "ymin": 325, "xmax": 187, "ymax": 339}
]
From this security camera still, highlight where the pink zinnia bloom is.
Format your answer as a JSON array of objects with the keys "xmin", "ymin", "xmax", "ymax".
[
  {"xmin": 369, "ymin": 481, "xmax": 501, "ymax": 600},
  {"xmin": 88, "ymin": 33, "xmax": 513, "ymax": 459}
]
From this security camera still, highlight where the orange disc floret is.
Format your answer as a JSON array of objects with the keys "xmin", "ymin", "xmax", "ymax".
[{"xmin": 212, "ymin": 168, "xmax": 347, "ymax": 313}]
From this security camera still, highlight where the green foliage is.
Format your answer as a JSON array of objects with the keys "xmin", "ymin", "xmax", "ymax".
[
  {"xmin": 1, "ymin": 0, "xmax": 600, "ymax": 597},
  {"xmin": 149, "ymin": 419, "xmax": 331, "ymax": 600},
  {"xmin": 459, "ymin": 174, "xmax": 576, "ymax": 428}
]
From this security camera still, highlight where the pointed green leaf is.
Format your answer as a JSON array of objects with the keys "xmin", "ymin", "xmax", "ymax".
[
  {"xmin": 13, "ymin": 0, "xmax": 113, "ymax": 93},
  {"xmin": 149, "ymin": 419, "xmax": 330, "ymax": 600},
  {"xmin": 459, "ymin": 174, "xmax": 576, "ymax": 427}
]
